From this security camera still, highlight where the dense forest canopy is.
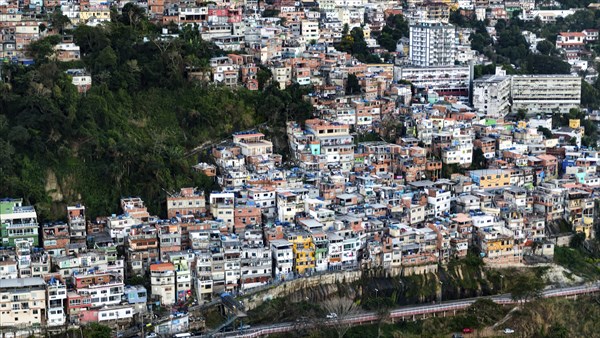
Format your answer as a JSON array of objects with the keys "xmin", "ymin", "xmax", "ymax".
[{"xmin": 0, "ymin": 6, "xmax": 313, "ymax": 220}]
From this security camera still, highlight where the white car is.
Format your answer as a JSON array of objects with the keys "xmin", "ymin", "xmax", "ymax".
[
  {"xmin": 326, "ymin": 313, "xmax": 338, "ymax": 319},
  {"xmin": 146, "ymin": 333, "xmax": 157, "ymax": 338},
  {"xmin": 504, "ymin": 328, "xmax": 515, "ymax": 334}
]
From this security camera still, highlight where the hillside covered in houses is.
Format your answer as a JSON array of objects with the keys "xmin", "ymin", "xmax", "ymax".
[{"xmin": 2, "ymin": 0, "xmax": 600, "ymax": 336}]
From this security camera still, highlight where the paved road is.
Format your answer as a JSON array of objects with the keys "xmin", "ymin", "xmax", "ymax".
[{"xmin": 202, "ymin": 282, "xmax": 600, "ymax": 338}]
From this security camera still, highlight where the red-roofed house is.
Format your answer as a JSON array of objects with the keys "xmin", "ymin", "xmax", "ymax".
[{"xmin": 556, "ymin": 32, "xmax": 586, "ymax": 49}]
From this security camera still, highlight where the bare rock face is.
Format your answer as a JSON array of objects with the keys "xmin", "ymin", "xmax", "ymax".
[{"xmin": 45, "ymin": 169, "xmax": 64, "ymax": 202}]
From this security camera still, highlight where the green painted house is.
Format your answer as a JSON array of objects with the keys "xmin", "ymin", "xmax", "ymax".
[{"xmin": 0, "ymin": 198, "xmax": 39, "ymax": 247}]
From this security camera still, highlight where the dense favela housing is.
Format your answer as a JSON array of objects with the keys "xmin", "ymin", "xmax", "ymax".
[{"xmin": 2, "ymin": 0, "xmax": 600, "ymax": 334}]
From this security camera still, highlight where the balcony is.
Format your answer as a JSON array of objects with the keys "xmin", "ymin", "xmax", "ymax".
[{"xmin": 7, "ymin": 222, "xmax": 38, "ymax": 229}]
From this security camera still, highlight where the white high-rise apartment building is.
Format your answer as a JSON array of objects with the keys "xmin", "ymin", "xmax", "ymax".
[{"xmin": 409, "ymin": 21, "xmax": 456, "ymax": 67}]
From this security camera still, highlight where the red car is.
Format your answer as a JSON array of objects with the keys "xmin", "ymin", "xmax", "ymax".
[{"xmin": 463, "ymin": 328, "xmax": 474, "ymax": 334}]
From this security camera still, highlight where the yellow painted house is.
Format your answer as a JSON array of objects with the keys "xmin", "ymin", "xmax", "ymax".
[{"xmin": 286, "ymin": 231, "xmax": 316, "ymax": 274}]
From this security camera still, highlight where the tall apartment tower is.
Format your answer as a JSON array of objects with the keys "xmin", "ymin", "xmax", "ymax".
[{"xmin": 409, "ymin": 21, "xmax": 456, "ymax": 67}]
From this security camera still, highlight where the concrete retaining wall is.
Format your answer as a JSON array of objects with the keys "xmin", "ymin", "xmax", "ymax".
[{"xmin": 242, "ymin": 270, "xmax": 363, "ymax": 310}]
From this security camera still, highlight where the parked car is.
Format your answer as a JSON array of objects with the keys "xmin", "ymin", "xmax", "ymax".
[
  {"xmin": 504, "ymin": 328, "xmax": 515, "ymax": 334},
  {"xmin": 146, "ymin": 333, "xmax": 157, "ymax": 338},
  {"xmin": 326, "ymin": 313, "xmax": 338, "ymax": 319},
  {"xmin": 239, "ymin": 324, "xmax": 251, "ymax": 330},
  {"xmin": 462, "ymin": 328, "xmax": 474, "ymax": 334}
]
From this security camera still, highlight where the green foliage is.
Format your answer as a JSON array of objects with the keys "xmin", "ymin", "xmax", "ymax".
[
  {"xmin": 0, "ymin": 11, "xmax": 313, "ymax": 220},
  {"xmin": 468, "ymin": 19, "xmax": 494, "ymax": 56},
  {"xmin": 552, "ymin": 108, "xmax": 599, "ymax": 148},
  {"xmin": 82, "ymin": 323, "xmax": 112, "ymax": 338},
  {"xmin": 246, "ymin": 298, "xmax": 323, "ymax": 324},
  {"xmin": 546, "ymin": 323, "xmax": 569, "ymax": 338},
  {"xmin": 506, "ymin": 269, "xmax": 545, "ymax": 301},
  {"xmin": 28, "ymin": 35, "xmax": 62, "ymax": 63},
  {"xmin": 257, "ymin": 66, "xmax": 272, "ymax": 91},
  {"xmin": 523, "ymin": 54, "xmax": 571, "ymax": 74},
  {"xmin": 441, "ymin": 163, "xmax": 464, "ymax": 179},
  {"xmin": 354, "ymin": 132, "xmax": 381, "ymax": 144},
  {"xmin": 496, "ymin": 23, "xmax": 530, "ymax": 64},
  {"xmin": 470, "ymin": 148, "xmax": 488, "ymax": 170},
  {"xmin": 554, "ymin": 246, "xmax": 600, "ymax": 280},
  {"xmin": 346, "ymin": 74, "xmax": 362, "ymax": 95},
  {"xmin": 50, "ymin": 7, "xmax": 71, "ymax": 33},
  {"xmin": 570, "ymin": 232, "xmax": 586, "ymax": 249},
  {"xmin": 516, "ymin": 108, "xmax": 528, "ymax": 121},
  {"xmin": 375, "ymin": 14, "xmax": 409, "ymax": 52},
  {"xmin": 582, "ymin": 80, "xmax": 600, "ymax": 110},
  {"xmin": 336, "ymin": 28, "xmax": 381, "ymax": 63},
  {"xmin": 536, "ymin": 39, "xmax": 556, "ymax": 56},
  {"xmin": 467, "ymin": 299, "xmax": 505, "ymax": 326},
  {"xmin": 538, "ymin": 126, "xmax": 554, "ymax": 139},
  {"xmin": 509, "ymin": 296, "xmax": 600, "ymax": 337},
  {"xmin": 262, "ymin": 9, "xmax": 280, "ymax": 18},
  {"xmin": 419, "ymin": 300, "xmax": 506, "ymax": 336},
  {"xmin": 473, "ymin": 63, "xmax": 497, "ymax": 79}
]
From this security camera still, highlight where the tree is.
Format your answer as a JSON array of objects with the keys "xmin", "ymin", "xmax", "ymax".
[
  {"xmin": 442, "ymin": 163, "xmax": 464, "ymax": 179},
  {"xmin": 546, "ymin": 323, "xmax": 569, "ymax": 338},
  {"xmin": 27, "ymin": 35, "xmax": 61, "ymax": 63},
  {"xmin": 342, "ymin": 23, "xmax": 349, "ymax": 36},
  {"xmin": 257, "ymin": 66, "xmax": 272, "ymax": 91},
  {"xmin": 50, "ymin": 7, "xmax": 70, "ymax": 34},
  {"xmin": 0, "ymin": 6, "xmax": 322, "ymax": 221},
  {"xmin": 516, "ymin": 108, "xmax": 528, "ymax": 121},
  {"xmin": 524, "ymin": 54, "xmax": 571, "ymax": 74},
  {"xmin": 570, "ymin": 232, "xmax": 586, "ymax": 249},
  {"xmin": 496, "ymin": 25, "xmax": 530, "ymax": 64},
  {"xmin": 376, "ymin": 14, "xmax": 409, "ymax": 52},
  {"xmin": 346, "ymin": 74, "xmax": 362, "ymax": 95},
  {"xmin": 470, "ymin": 148, "xmax": 488, "ymax": 170},
  {"xmin": 581, "ymin": 80, "xmax": 600, "ymax": 109},
  {"xmin": 323, "ymin": 297, "xmax": 360, "ymax": 338},
  {"xmin": 536, "ymin": 40, "xmax": 556, "ymax": 55},
  {"xmin": 507, "ymin": 272, "xmax": 544, "ymax": 302},
  {"xmin": 466, "ymin": 299, "xmax": 504, "ymax": 327},
  {"xmin": 120, "ymin": 3, "xmax": 146, "ymax": 30},
  {"xmin": 82, "ymin": 323, "xmax": 112, "ymax": 338},
  {"xmin": 336, "ymin": 27, "xmax": 380, "ymax": 63},
  {"xmin": 538, "ymin": 126, "xmax": 554, "ymax": 139},
  {"xmin": 73, "ymin": 25, "xmax": 111, "ymax": 56},
  {"xmin": 262, "ymin": 9, "xmax": 280, "ymax": 18}
]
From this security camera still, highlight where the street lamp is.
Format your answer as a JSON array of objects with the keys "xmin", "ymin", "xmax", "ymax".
[
  {"xmin": 374, "ymin": 288, "xmax": 379, "ymax": 298},
  {"xmin": 439, "ymin": 281, "xmax": 444, "ymax": 303},
  {"xmin": 500, "ymin": 275, "xmax": 505, "ymax": 294}
]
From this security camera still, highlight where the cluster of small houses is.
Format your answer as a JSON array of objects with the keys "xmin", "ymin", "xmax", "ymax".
[{"xmin": 2, "ymin": 108, "xmax": 599, "ymax": 333}]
